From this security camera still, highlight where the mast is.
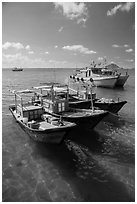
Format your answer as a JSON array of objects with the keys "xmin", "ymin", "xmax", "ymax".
[
  {"xmin": 90, "ymin": 85, "xmax": 94, "ymax": 112},
  {"xmin": 15, "ymin": 94, "xmax": 17, "ymax": 112}
]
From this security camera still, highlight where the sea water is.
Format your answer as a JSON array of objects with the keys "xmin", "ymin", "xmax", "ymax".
[{"xmin": 2, "ymin": 68, "xmax": 135, "ymax": 202}]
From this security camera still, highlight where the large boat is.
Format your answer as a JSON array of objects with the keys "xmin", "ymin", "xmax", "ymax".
[
  {"xmin": 70, "ymin": 64, "xmax": 129, "ymax": 88},
  {"xmin": 70, "ymin": 68, "xmax": 118, "ymax": 88},
  {"xmin": 12, "ymin": 67, "xmax": 23, "ymax": 71},
  {"xmin": 9, "ymin": 89, "xmax": 76, "ymax": 144},
  {"xmin": 33, "ymin": 84, "xmax": 108, "ymax": 129},
  {"xmin": 94, "ymin": 67, "xmax": 129, "ymax": 87}
]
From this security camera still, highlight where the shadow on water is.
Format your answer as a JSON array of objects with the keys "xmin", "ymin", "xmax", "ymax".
[{"xmin": 32, "ymin": 124, "xmax": 134, "ymax": 202}]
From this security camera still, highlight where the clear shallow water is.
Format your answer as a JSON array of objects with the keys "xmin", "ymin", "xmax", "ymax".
[{"xmin": 2, "ymin": 68, "xmax": 135, "ymax": 202}]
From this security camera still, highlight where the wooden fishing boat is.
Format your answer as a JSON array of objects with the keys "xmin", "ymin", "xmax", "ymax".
[
  {"xmin": 68, "ymin": 86, "xmax": 127, "ymax": 113},
  {"xmin": 93, "ymin": 98, "xmax": 127, "ymax": 113},
  {"xmin": 69, "ymin": 95, "xmax": 127, "ymax": 114},
  {"xmin": 33, "ymin": 84, "xmax": 108, "ymax": 129},
  {"xmin": 9, "ymin": 89, "xmax": 76, "ymax": 144}
]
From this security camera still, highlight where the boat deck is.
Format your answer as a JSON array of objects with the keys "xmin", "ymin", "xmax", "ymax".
[
  {"xmin": 39, "ymin": 121, "xmax": 57, "ymax": 130},
  {"xmin": 58, "ymin": 109, "xmax": 105, "ymax": 117},
  {"xmin": 22, "ymin": 104, "xmax": 42, "ymax": 111}
]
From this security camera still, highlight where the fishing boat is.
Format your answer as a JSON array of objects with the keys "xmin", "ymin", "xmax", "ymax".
[
  {"xmin": 68, "ymin": 86, "xmax": 127, "ymax": 113},
  {"xmin": 69, "ymin": 95, "xmax": 127, "ymax": 114},
  {"xmin": 33, "ymin": 84, "xmax": 108, "ymax": 129},
  {"xmin": 12, "ymin": 67, "xmax": 23, "ymax": 71},
  {"xmin": 9, "ymin": 89, "xmax": 76, "ymax": 144},
  {"xmin": 70, "ymin": 61, "xmax": 129, "ymax": 88},
  {"xmin": 94, "ymin": 67, "xmax": 129, "ymax": 87},
  {"xmin": 70, "ymin": 67, "xmax": 118, "ymax": 88},
  {"xmin": 93, "ymin": 98, "xmax": 127, "ymax": 113}
]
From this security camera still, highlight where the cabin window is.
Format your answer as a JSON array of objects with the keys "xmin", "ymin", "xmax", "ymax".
[
  {"xmin": 30, "ymin": 111, "xmax": 33, "ymax": 116},
  {"xmin": 58, "ymin": 103, "xmax": 61, "ymax": 112},
  {"xmin": 62, "ymin": 103, "xmax": 65, "ymax": 111}
]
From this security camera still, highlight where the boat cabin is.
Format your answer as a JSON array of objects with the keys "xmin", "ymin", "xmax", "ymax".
[
  {"xmin": 33, "ymin": 85, "xmax": 70, "ymax": 114},
  {"xmin": 14, "ymin": 90, "xmax": 44, "ymax": 122},
  {"xmin": 77, "ymin": 67, "xmax": 116, "ymax": 77}
]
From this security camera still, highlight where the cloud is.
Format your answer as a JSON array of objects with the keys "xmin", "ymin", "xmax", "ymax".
[
  {"xmin": 28, "ymin": 51, "xmax": 34, "ymax": 54},
  {"xmin": 124, "ymin": 44, "xmax": 129, "ymax": 48},
  {"xmin": 49, "ymin": 60, "xmax": 67, "ymax": 64},
  {"xmin": 98, "ymin": 57, "xmax": 104, "ymax": 61},
  {"xmin": 125, "ymin": 59, "xmax": 134, "ymax": 62},
  {"xmin": 2, "ymin": 53, "xmax": 23, "ymax": 61},
  {"xmin": 62, "ymin": 45, "xmax": 96, "ymax": 55},
  {"xmin": 54, "ymin": 2, "xmax": 88, "ymax": 25},
  {"xmin": 107, "ymin": 2, "xmax": 135, "ymax": 16},
  {"xmin": 112, "ymin": 44, "xmax": 121, "ymax": 48},
  {"xmin": 125, "ymin": 48, "xmax": 133, "ymax": 53},
  {"xmin": 25, "ymin": 45, "xmax": 31, "ymax": 50},
  {"xmin": 112, "ymin": 44, "xmax": 131, "ymax": 49},
  {"xmin": 58, "ymin": 26, "xmax": 63, "ymax": 32},
  {"xmin": 2, "ymin": 42, "xmax": 24, "ymax": 50},
  {"xmin": 2, "ymin": 53, "xmax": 46, "ymax": 68}
]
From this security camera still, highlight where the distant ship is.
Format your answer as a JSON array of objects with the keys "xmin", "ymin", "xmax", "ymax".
[{"xmin": 12, "ymin": 67, "xmax": 23, "ymax": 71}]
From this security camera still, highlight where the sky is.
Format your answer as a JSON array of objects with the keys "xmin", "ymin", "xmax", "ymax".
[{"xmin": 2, "ymin": 2, "xmax": 135, "ymax": 68}]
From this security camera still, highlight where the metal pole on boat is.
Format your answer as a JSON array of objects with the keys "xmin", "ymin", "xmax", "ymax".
[
  {"xmin": 89, "ymin": 79, "xmax": 94, "ymax": 112},
  {"xmin": 90, "ymin": 86, "xmax": 94, "ymax": 112},
  {"xmin": 21, "ymin": 97, "xmax": 23, "ymax": 115},
  {"xmin": 15, "ymin": 93, "xmax": 17, "ymax": 112}
]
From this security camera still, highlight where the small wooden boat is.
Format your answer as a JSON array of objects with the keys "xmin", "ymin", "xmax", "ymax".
[
  {"xmin": 69, "ymin": 76, "xmax": 127, "ymax": 113},
  {"xmin": 68, "ymin": 87, "xmax": 127, "ymax": 114},
  {"xmin": 69, "ymin": 96, "xmax": 127, "ymax": 114},
  {"xmin": 93, "ymin": 98, "xmax": 127, "ymax": 113},
  {"xmin": 9, "ymin": 89, "xmax": 76, "ymax": 144},
  {"xmin": 33, "ymin": 84, "xmax": 108, "ymax": 129},
  {"xmin": 12, "ymin": 67, "xmax": 23, "ymax": 71}
]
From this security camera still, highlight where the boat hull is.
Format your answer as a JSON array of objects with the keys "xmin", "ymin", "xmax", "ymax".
[
  {"xmin": 115, "ymin": 75, "xmax": 129, "ymax": 87},
  {"xmin": 69, "ymin": 98, "xmax": 127, "ymax": 113},
  {"xmin": 70, "ymin": 75, "xmax": 118, "ymax": 88},
  {"xmin": 46, "ymin": 108, "xmax": 108, "ymax": 129},
  {"xmin": 9, "ymin": 105, "xmax": 75, "ymax": 144},
  {"xmin": 93, "ymin": 100, "xmax": 127, "ymax": 113},
  {"xmin": 92, "ymin": 76, "xmax": 118, "ymax": 88}
]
